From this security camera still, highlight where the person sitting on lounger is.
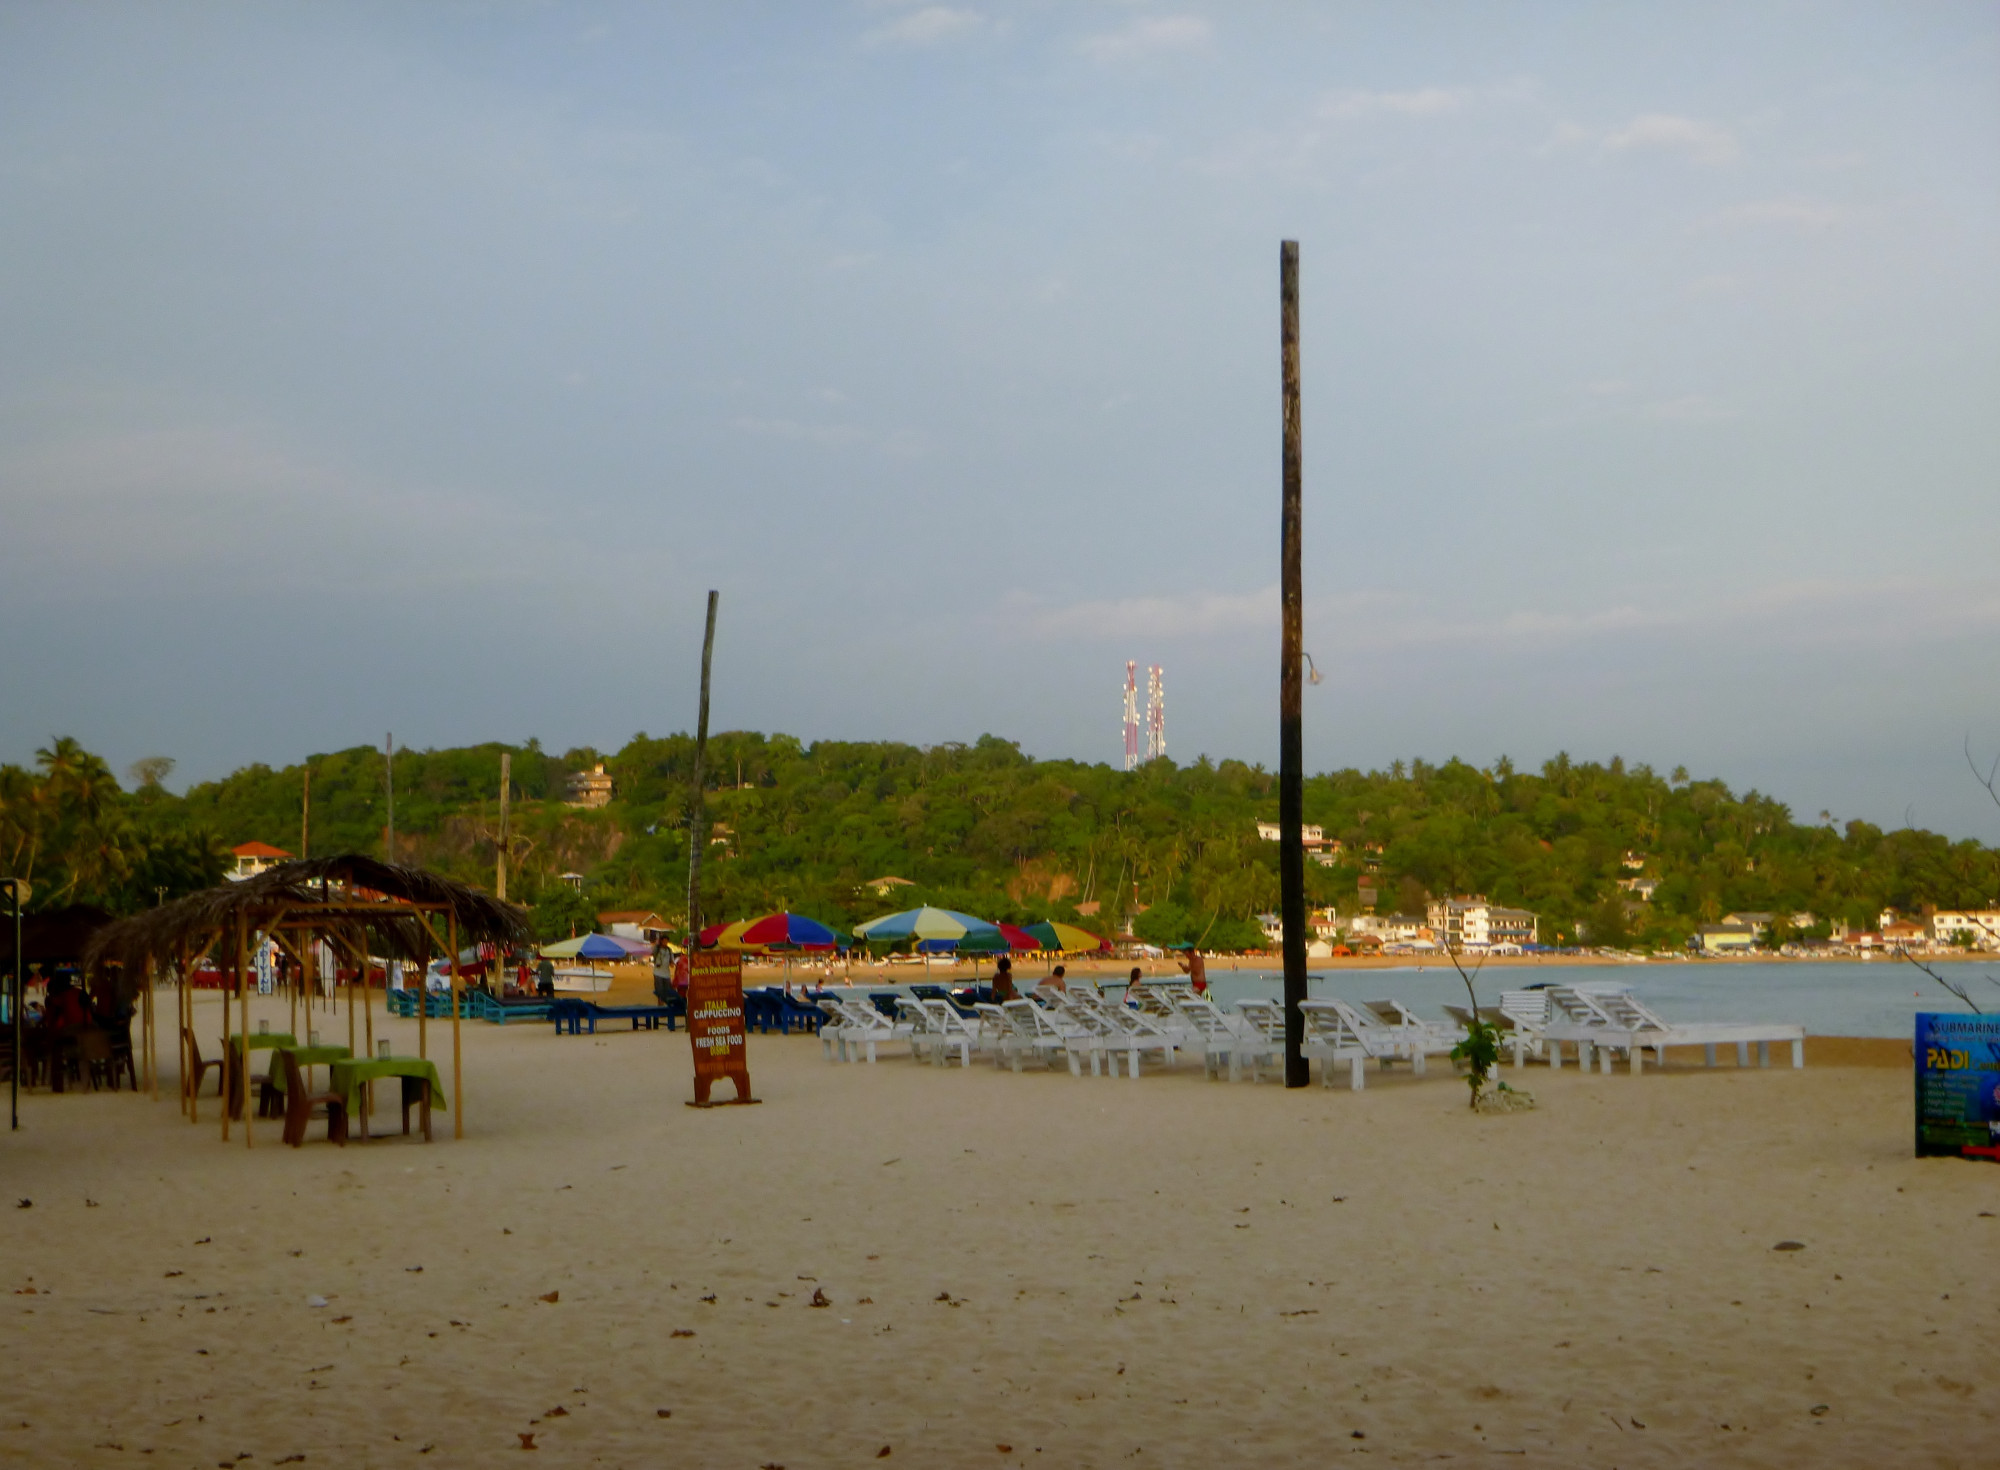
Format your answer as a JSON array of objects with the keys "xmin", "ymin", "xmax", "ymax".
[
  {"xmin": 1046, "ymin": 964, "xmax": 1067, "ymax": 992},
  {"xmin": 992, "ymin": 956, "xmax": 1017, "ymax": 1003}
]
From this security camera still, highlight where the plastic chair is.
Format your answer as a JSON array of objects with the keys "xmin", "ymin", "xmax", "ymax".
[{"xmin": 278, "ymin": 1049, "xmax": 347, "ymax": 1147}]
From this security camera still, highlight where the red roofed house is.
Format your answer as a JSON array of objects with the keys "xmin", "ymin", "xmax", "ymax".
[{"xmin": 229, "ymin": 841, "xmax": 292, "ymax": 881}]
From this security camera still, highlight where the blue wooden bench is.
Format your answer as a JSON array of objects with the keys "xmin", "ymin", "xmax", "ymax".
[
  {"xmin": 386, "ymin": 989, "xmax": 455, "ymax": 1019},
  {"xmin": 549, "ymin": 998, "xmax": 678, "ymax": 1035}
]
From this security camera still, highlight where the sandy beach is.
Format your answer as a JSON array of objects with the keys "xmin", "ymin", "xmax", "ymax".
[{"xmin": 1, "ymin": 988, "xmax": 1992, "ymax": 1468}]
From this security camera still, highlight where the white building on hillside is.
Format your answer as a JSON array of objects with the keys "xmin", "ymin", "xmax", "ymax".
[
  {"xmin": 1931, "ymin": 910, "xmax": 2000, "ymax": 947},
  {"xmin": 1426, "ymin": 896, "xmax": 1538, "ymax": 949},
  {"xmin": 1348, "ymin": 913, "xmax": 1428, "ymax": 944}
]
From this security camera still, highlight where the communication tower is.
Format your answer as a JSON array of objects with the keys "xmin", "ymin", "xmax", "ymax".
[
  {"xmin": 1123, "ymin": 661, "xmax": 1140, "ymax": 770},
  {"xmin": 1146, "ymin": 665, "xmax": 1166, "ymax": 763}
]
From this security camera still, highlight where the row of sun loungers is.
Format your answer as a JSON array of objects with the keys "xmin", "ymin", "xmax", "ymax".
[{"xmin": 814, "ymin": 982, "xmax": 1805, "ymax": 1088}]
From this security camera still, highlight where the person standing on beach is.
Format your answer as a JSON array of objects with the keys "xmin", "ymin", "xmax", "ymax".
[{"xmin": 1178, "ymin": 947, "xmax": 1208, "ymax": 997}]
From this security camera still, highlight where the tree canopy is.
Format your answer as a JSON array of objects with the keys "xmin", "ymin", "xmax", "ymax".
[{"xmin": 6, "ymin": 733, "xmax": 1996, "ymax": 951}]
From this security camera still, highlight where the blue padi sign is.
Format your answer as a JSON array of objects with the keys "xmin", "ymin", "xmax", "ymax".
[{"xmin": 1915, "ymin": 1013, "xmax": 2000, "ymax": 1161}]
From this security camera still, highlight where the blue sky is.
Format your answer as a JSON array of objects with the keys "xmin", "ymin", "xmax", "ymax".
[{"xmin": 3, "ymin": 2, "xmax": 1997, "ymax": 836}]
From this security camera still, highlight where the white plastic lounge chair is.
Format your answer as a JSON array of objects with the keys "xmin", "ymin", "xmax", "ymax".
[
  {"xmin": 1000, "ymin": 999, "xmax": 1092, "ymax": 1076},
  {"xmin": 1063, "ymin": 986, "xmax": 1180, "ymax": 1078},
  {"xmin": 1229, "ymin": 998, "xmax": 1291, "ymax": 1083},
  {"xmin": 818, "ymin": 999, "xmax": 883, "ymax": 1062},
  {"xmin": 1038, "ymin": 991, "xmax": 1125, "ymax": 1076},
  {"xmin": 1442, "ymin": 1003, "xmax": 1540, "ymax": 1070},
  {"xmin": 1296, "ymin": 999, "xmax": 1371, "ymax": 1089},
  {"xmin": 1172, "ymin": 996, "xmax": 1271, "ymax": 1082},
  {"xmin": 1312, "ymin": 1000, "xmax": 1440, "ymax": 1080},
  {"xmin": 916, "ymin": 997, "xmax": 982, "ymax": 1068},
  {"xmin": 1547, "ymin": 986, "xmax": 1804, "ymax": 1074},
  {"xmin": 1361, "ymin": 999, "xmax": 1460, "ymax": 1062},
  {"xmin": 824, "ymin": 997, "xmax": 908, "ymax": 1064}
]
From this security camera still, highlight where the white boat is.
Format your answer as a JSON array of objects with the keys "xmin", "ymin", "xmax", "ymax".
[{"xmin": 552, "ymin": 965, "xmax": 614, "ymax": 994}]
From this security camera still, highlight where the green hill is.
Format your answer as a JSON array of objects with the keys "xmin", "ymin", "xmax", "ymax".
[{"xmin": 5, "ymin": 732, "xmax": 1995, "ymax": 949}]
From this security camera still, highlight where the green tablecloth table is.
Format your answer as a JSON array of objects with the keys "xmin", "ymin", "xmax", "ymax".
[
  {"xmin": 264, "ymin": 1044, "xmax": 353, "ymax": 1093},
  {"xmin": 224, "ymin": 1034, "xmax": 299, "ymax": 1120},
  {"xmin": 228, "ymin": 1032, "xmax": 299, "ymax": 1053},
  {"xmin": 328, "ymin": 1056, "xmax": 446, "ymax": 1141}
]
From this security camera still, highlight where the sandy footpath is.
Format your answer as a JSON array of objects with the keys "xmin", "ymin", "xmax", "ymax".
[{"xmin": 0, "ymin": 989, "xmax": 1993, "ymax": 1468}]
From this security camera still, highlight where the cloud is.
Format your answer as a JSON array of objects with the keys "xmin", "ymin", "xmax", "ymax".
[
  {"xmin": 865, "ymin": 6, "xmax": 988, "ymax": 48},
  {"xmin": 1003, "ymin": 585, "xmax": 1274, "ymax": 640},
  {"xmin": 0, "ymin": 423, "xmax": 555, "ymax": 591},
  {"xmin": 1079, "ymin": 15, "xmax": 1212, "ymax": 62},
  {"xmin": 1318, "ymin": 87, "xmax": 1471, "ymax": 121},
  {"xmin": 1710, "ymin": 196, "xmax": 1850, "ymax": 229},
  {"xmin": 1602, "ymin": 112, "xmax": 1739, "ymax": 165},
  {"xmin": 729, "ymin": 416, "xmax": 926, "ymax": 457},
  {"xmin": 729, "ymin": 416, "xmax": 867, "ymax": 447},
  {"xmin": 1640, "ymin": 395, "xmax": 1737, "ymax": 423}
]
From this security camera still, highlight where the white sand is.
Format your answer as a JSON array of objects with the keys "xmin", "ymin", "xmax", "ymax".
[{"xmin": 0, "ymin": 988, "xmax": 1993, "ymax": 1467}]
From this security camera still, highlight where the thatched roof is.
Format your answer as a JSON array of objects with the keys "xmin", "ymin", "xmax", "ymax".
[
  {"xmin": 85, "ymin": 855, "xmax": 531, "ymax": 990},
  {"xmin": 0, "ymin": 904, "xmax": 114, "ymax": 969}
]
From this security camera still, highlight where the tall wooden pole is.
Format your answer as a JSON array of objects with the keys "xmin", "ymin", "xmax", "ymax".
[
  {"xmin": 686, "ymin": 591, "xmax": 719, "ymax": 957},
  {"xmin": 496, "ymin": 753, "xmax": 511, "ymax": 902},
  {"xmin": 384, "ymin": 734, "xmax": 395, "ymax": 864},
  {"xmin": 301, "ymin": 764, "xmax": 310, "ymax": 860},
  {"xmin": 1279, "ymin": 240, "xmax": 1309, "ymax": 1089}
]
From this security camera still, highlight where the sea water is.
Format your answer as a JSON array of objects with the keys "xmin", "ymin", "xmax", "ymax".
[{"xmin": 1197, "ymin": 958, "xmax": 1997, "ymax": 1038}]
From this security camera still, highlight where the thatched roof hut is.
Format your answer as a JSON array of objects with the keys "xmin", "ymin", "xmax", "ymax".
[
  {"xmin": 86, "ymin": 855, "xmax": 530, "ymax": 987},
  {"xmin": 1, "ymin": 903, "xmax": 114, "ymax": 971},
  {"xmin": 85, "ymin": 855, "xmax": 530, "ymax": 1144}
]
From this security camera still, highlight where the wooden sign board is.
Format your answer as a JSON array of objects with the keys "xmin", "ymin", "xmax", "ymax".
[{"xmin": 686, "ymin": 949, "xmax": 757, "ymax": 1107}]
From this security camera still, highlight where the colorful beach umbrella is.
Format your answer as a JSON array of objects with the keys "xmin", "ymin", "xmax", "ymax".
[
  {"xmin": 1023, "ymin": 920, "xmax": 1110, "ymax": 954},
  {"xmin": 539, "ymin": 933, "xmax": 652, "ymax": 960},
  {"xmin": 698, "ymin": 911, "xmax": 845, "ymax": 952},
  {"xmin": 853, "ymin": 906, "xmax": 1006, "ymax": 953},
  {"xmin": 996, "ymin": 922, "xmax": 1043, "ymax": 952}
]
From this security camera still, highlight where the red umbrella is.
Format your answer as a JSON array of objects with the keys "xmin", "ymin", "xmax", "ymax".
[{"xmin": 996, "ymin": 922, "xmax": 1043, "ymax": 952}]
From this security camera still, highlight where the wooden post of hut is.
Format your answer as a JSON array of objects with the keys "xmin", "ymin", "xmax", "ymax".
[
  {"xmin": 224, "ymin": 917, "xmax": 240, "ymax": 1141},
  {"xmin": 241, "ymin": 917, "xmax": 254, "ymax": 1147},
  {"xmin": 143, "ymin": 957, "xmax": 157, "ymax": 1099},
  {"xmin": 448, "ymin": 909, "xmax": 463, "ymax": 1139},
  {"xmin": 179, "ymin": 945, "xmax": 193, "ymax": 1121},
  {"xmin": 417, "ymin": 946, "xmax": 428, "ymax": 1060}
]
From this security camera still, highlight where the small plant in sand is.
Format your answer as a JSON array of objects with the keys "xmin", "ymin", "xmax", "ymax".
[{"xmin": 1440, "ymin": 934, "xmax": 1534, "ymax": 1113}]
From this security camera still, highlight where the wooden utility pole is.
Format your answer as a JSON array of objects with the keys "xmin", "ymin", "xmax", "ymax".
[
  {"xmin": 496, "ymin": 753, "xmax": 511, "ymax": 901},
  {"xmin": 301, "ymin": 764, "xmax": 310, "ymax": 860},
  {"xmin": 385, "ymin": 734, "xmax": 395, "ymax": 864},
  {"xmin": 686, "ymin": 592, "xmax": 720, "ymax": 956},
  {"xmin": 1279, "ymin": 240, "xmax": 1308, "ymax": 1088}
]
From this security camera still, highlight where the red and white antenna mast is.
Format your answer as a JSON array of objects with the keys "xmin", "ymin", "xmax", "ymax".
[
  {"xmin": 1123, "ymin": 661, "xmax": 1140, "ymax": 770},
  {"xmin": 1146, "ymin": 665, "xmax": 1165, "ymax": 762}
]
